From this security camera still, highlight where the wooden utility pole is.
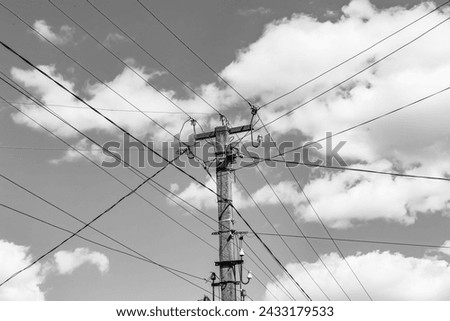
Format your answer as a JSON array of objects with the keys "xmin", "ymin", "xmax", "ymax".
[{"xmin": 195, "ymin": 120, "xmax": 251, "ymax": 301}]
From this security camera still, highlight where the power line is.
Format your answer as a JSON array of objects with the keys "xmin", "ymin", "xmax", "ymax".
[
  {"xmin": 0, "ymin": 149, "xmax": 182, "ymax": 287},
  {"xmin": 1, "ymin": 79, "xmax": 219, "ymax": 251},
  {"xmin": 0, "ymin": 40, "xmax": 222, "ymax": 201},
  {"xmin": 241, "ymin": 262, "xmax": 281, "ymax": 301},
  {"xmin": 2, "ymin": 70, "xmax": 270, "ymax": 299},
  {"xmin": 235, "ymin": 84, "xmax": 450, "ymax": 172},
  {"xmin": 49, "ymin": 0, "xmax": 224, "ymax": 118},
  {"xmin": 243, "ymin": 240, "xmax": 295, "ymax": 301},
  {"xmin": 231, "ymin": 203, "xmax": 312, "ymax": 301},
  {"xmin": 0, "ymin": 79, "xmax": 217, "ymax": 243},
  {"xmin": 241, "ymin": 256, "xmax": 282, "ymax": 301},
  {"xmin": 0, "ymin": 145, "xmax": 168, "ymax": 152},
  {"xmin": 2, "ymin": 2, "xmax": 250, "ymax": 229},
  {"xmin": 257, "ymin": 116, "xmax": 372, "ymax": 300},
  {"xmin": 256, "ymin": 14, "xmax": 450, "ymax": 130},
  {"xmin": 190, "ymin": 125, "xmax": 310, "ymax": 300},
  {"xmin": 0, "ymin": 202, "xmax": 211, "ymax": 293},
  {"xmin": 235, "ymin": 174, "xmax": 331, "ymax": 300},
  {"xmin": 0, "ymin": 164, "xmax": 216, "ymax": 266},
  {"xmin": 0, "ymin": 100, "xmax": 215, "ymax": 115},
  {"xmin": 0, "ymin": 75, "xmax": 218, "ymax": 238},
  {"xmin": 193, "ymin": 156, "xmax": 286, "ymax": 301},
  {"xmin": 257, "ymin": 232, "xmax": 450, "ymax": 250},
  {"xmin": 134, "ymin": 0, "xmax": 252, "ymax": 107},
  {"xmin": 4, "ymin": 43, "xmax": 284, "ymax": 289},
  {"xmin": 84, "ymin": 0, "xmax": 256, "ymax": 150},
  {"xmin": 1, "ymin": 94, "xmax": 279, "ymax": 298},
  {"xmin": 239, "ymin": 143, "xmax": 352, "ymax": 300},
  {"xmin": 258, "ymin": 0, "xmax": 450, "ymax": 109},
  {"xmin": 244, "ymin": 156, "xmax": 450, "ymax": 183},
  {"xmin": 0, "ymin": 2, "xmax": 206, "ymax": 148}
]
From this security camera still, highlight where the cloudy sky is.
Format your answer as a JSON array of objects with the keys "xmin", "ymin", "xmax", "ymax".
[{"xmin": 1, "ymin": 0, "xmax": 450, "ymax": 301}]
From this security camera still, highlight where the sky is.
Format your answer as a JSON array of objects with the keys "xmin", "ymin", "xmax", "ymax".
[{"xmin": 1, "ymin": 0, "xmax": 450, "ymax": 301}]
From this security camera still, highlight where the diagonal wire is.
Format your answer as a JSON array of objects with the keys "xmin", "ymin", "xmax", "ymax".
[
  {"xmin": 190, "ymin": 153, "xmax": 286, "ymax": 301},
  {"xmin": 192, "ymin": 147, "xmax": 298, "ymax": 300},
  {"xmin": 259, "ymin": 0, "xmax": 450, "ymax": 108},
  {"xmin": 0, "ymin": 150, "xmax": 182, "ymax": 287},
  {"xmin": 256, "ymin": 14, "xmax": 450, "ymax": 130},
  {"xmin": 0, "ymin": 203, "xmax": 209, "ymax": 285},
  {"xmin": 0, "ymin": 2, "xmax": 210, "ymax": 149},
  {"xmin": 235, "ymin": 84, "xmax": 450, "ymax": 172},
  {"xmin": 243, "ymin": 156, "xmax": 450, "ymax": 183},
  {"xmin": 257, "ymin": 232, "xmax": 450, "ymax": 250},
  {"xmin": 0, "ymin": 40, "xmax": 223, "ymax": 201},
  {"xmin": 235, "ymin": 175, "xmax": 331, "ymax": 300},
  {"xmin": 2, "ymin": 82, "xmax": 281, "ymax": 300},
  {"xmin": 243, "ymin": 240, "xmax": 295, "ymax": 300},
  {"xmin": 239, "ymin": 141, "xmax": 352, "ymax": 300},
  {"xmin": 0, "ymin": 75, "xmax": 217, "ymax": 233},
  {"xmin": 257, "ymin": 115, "xmax": 372, "ymax": 300},
  {"xmin": 231, "ymin": 203, "xmax": 312, "ymax": 301},
  {"xmin": 0, "ymin": 100, "xmax": 215, "ymax": 115},
  {"xmin": 1, "ymin": 100, "xmax": 278, "ymax": 300},
  {"xmin": 3, "ymin": 18, "xmax": 312, "ymax": 299},
  {"xmin": 49, "ymin": 0, "xmax": 224, "ymax": 118},
  {"xmin": 135, "ymin": 0, "xmax": 252, "ymax": 106}
]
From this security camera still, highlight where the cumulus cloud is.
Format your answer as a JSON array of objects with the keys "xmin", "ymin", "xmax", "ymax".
[
  {"xmin": 265, "ymin": 251, "xmax": 450, "ymax": 300},
  {"xmin": 220, "ymin": 0, "xmax": 450, "ymax": 164},
  {"xmin": 104, "ymin": 32, "xmax": 127, "ymax": 47},
  {"xmin": 53, "ymin": 248, "xmax": 109, "ymax": 275},
  {"xmin": 11, "ymin": 0, "xmax": 450, "ymax": 228},
  {"xmin": 176, "ymin": 176, "xmax": 251, "ymax": 210},
  {"xmin": 238, "ymin": 7, "xmax": 272, "ymax": 17},
  {"xmin": 437, "ymin": 240, "xmax": 450, "ymax": 257},
  {"xmin": 245, "ymin": 160, "xmax": 450, "ymax": 228},
  {"xmin": 0, "ymin": 238, "xmax": 109, "ymax": 300},
  {"xmin": 176, "ymin": 159, "xmax": 450, "ymax": 228},
  {"xmin": 0, "ymin": 239, "xmax": 45, "ymax": 300},
  {"xmin": 10, "ymin": 62, "xmax": 216, "ymax": 142},
  {"xmin": 298, "ymin": 161, "xmax": 450, "ymax": 228},
  {"xmin": 216, "ymin": 0, "xmax": 450, "ymax": 227},
  {"xmin": 32, "ymin": 19, "xmax": 75, "ymax": 45},
  {"xmin": 50, "ymin": 138, "xmax": 110, "ymax": 164}
]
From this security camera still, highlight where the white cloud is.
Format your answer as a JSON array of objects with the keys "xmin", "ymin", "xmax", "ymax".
[
  {"xmin": 0, "ymin": 239, "xmax": 45, "ymax": 300},
  {"xmin": 10, "ymin": 62, "xmax": 214, "ymax": 142},
  {"xmin": 265, "ymin": 251, "xmax": 450, "ymax": 300},
  {"xmin": 104, "ymin": 32, "xmax": 127, "ymax": 47},
  {"xmin": 297, "ymin": 161, "xmax": 450, "ymax": 228},
  {"xmin": 177, "ymin": 176, "xmax": 217, "ymax": 209},
  {"xmin": 50, "ymin": 138, "xmax": 107, "ymax": 164},
  {"xmin": 32, "ymin": 19, "xmax": 75, "ymax": 45},
  {"xmin": 238, "ymin": 7, "xmax": 272, "ymax": 17},
  {"xmin": 215, "ymin": 0, "xmax": 450, "ymax": 227},
  {"xmin": 220, "ymin": 0, "xmax": 450, "ymax": 164},
  {"xmin": 11, "ymin": 0, "xmax": 450, "ymax": 228},
  {"xmin": 324, "ymin": 10, "xmax": 338, "ymax": 19},
  {"xmin": 176, "ymin": 176, "xmax": 251, "ymax": 210},
  {"xmin": 240, "ymin": 159, "xmax": 450, "ymax": 228},
  {"xmin": 0, "ymin": 238, "xmax": 110, "ymax": 300},
  {"xmin": 53, "ymin": 248, "xmax": 109, "ymax": 275},
  {"xmin": 175, "ymin": 161, "xmax": 450, "ymax": 228},
  {"xmin": 438, "ymin": 240, "xmax": 450, "ymax": 257}
]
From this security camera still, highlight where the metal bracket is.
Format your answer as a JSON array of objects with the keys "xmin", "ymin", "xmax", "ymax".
[{"xmin": 215, "ymin": 259, "xmax": 243, "ymax": 267}]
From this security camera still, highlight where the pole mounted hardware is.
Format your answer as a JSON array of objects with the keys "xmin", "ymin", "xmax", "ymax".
[{"xmin": 195, "ymin": 121, "xmax": 252, "ymax": 301}]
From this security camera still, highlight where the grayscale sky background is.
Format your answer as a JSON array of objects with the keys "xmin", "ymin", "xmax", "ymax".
[{"xmin": 1, "ymin": 0, "xmax": 450, "ymax": 301}]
